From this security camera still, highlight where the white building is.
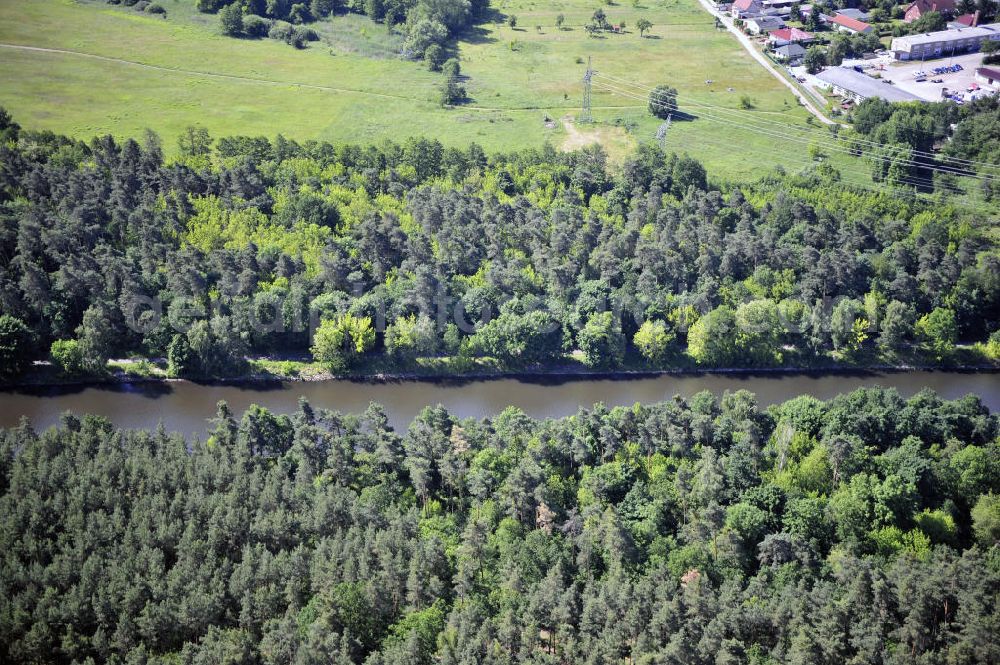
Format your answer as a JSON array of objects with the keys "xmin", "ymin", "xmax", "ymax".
[
  {"xmin": 890, "ymin": 23, "xmax": 1000, "ymax": 60},
  {"xmin": 976, "ymin": 66, "xmax": 1000, "ymax": 87}
]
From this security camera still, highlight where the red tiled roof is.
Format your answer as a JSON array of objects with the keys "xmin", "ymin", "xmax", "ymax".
[
  {"xmin": 830, "ymin": 14, "xmax": 871, "ymax": 31},
  {"xmin": 977, "ymin": 67, "xmax": 1000, "ymax": 79},
  {"xmin": 953, "ymin": 13, "xmax": 977, "ymax": 26},
  {"xmin": 732, "ymin": 0, "xmax": 760, "ymax": 11},
  {"xmin": 905, "ymin": 0, "xmax": 956, "ymax": 15},
  {"xmin": 769, "ymin": 27, "xmax": 813, "ymax": 41}
]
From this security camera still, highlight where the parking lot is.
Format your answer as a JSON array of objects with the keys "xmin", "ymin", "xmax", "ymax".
[{"xmin": 862, "ymin": 52, "xmax": 991, "ymax": 102}]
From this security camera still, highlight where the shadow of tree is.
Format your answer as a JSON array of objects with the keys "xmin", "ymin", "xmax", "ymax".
[{"xmin": 458, "ymin": 23, "xmax": 498, "ymax": 45}]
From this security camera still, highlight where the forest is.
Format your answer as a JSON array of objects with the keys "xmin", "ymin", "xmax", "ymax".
[
  {"xmin": 850, "ymin": 96, "xmax": 1000, "ymax": 197},
  {"xmin": 1, "ymin": 387, "xmax": 998, "ymax": 663},
  {"xmin": 0, "ymin": 107, "xmax": 998, "ymax": 382}
]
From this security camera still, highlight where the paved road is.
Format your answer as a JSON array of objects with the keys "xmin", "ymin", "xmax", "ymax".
[{"xmin": 692, "ymin": 0, "xmax": 841, "ymax": 125}]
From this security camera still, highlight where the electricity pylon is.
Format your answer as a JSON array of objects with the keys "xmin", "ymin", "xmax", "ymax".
[{"xmin": 581, "ymin": 57, "xmax": 594, "ymax": 123}]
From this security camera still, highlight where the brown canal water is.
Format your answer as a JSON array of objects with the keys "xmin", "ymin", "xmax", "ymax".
[{"xmin": 1, "ymin": 370, "xmax": 997, "ymax": 437}]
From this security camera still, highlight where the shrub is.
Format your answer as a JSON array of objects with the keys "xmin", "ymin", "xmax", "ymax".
[
  {"xmin": 133, "ymin": 1, "xmax": 150, "ymax": 11},
  {"xmin": 385, "ymin": 314, "xmax": 438, "ymax": 359},
  {"xmin": 243, "ymin": 14, "xmax": 271, "ymax": 38},
  {"xmin": 268, "ymin": 21, "xmax": 296, "ymax": 42},
  {"xmin": 425, "ymin": 44, "xmax": 445, "ymax": 71},
  {"xmin": 916, "ymin": 307, "xmax": 957, "ymax": 358},
  {"xmin": 145, "ymin": 3, "xmax": 166, "ymax": 15},
  {"xmin": 442, "ymin": 58, "xmax": 460, "ymax": 81},
  {"xmin": 51, "ymin": 339, "xmax": 86, "ymax": 375},
  {"xmin": 440, "ymin": 79, "xmax": 466, "ymax": 105},
  {"xmin": 311, "ymin": 315, "xmax": 375, "ymax": 373},
  {"xmin": 634, "ymin": 320, "xmax": 674, "ymax": 363},
  {"xmin": 167, "ymin": 334, "xmax": 193, "ymax": 378},
  {"xmin": 219, "ymin": 3, "xmax": 244, "ymax": 37},
  {"xmin": 404, "ymin": 19, "xmax": 448, "ymax": 59},
  {"xmin": 292, "ymin": 26, "xmax": 319, "ymax": 48},
  {"xmin": 578, "ymin": 311, "xmax": 625, "ymax": 368},
  {"xmin": 985, "ymin": 330, "xmax": 1000, "ymax": 360}
]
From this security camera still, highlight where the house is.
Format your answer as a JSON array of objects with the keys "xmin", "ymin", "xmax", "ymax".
[
  {"xmin": 768, "ymin": 27, "xmax": 814, "ymax": 45},
  {"xmin": 762, "ymin": 0, "xmax": 797, "ymax": 16},
  {"xmin": 835, "ymin": 8, "xmax": 870, "ymax": 21},
  {"xmin": 890, "ymin": 23, "xmax": 1000, "ymax": 60},
  {"xmin": 731, "ymin": 0, "xmax": 765, "ymax": 19},
  {"xmin": 903, "ymin": 0, "xmax": 956, "ymax": 23},
  {"xmin": 746, "ymin": 15, "xmax": 785, "ymax": 34},
  {"xmin": 948, "ymin": 12, "xmax": 980, "ymax": 28},
  {"xmin": 829, "ymin": 14, "xmax": 874, "ymax": 34},
  {"xmin": 773, "ymin": 43, "xmax": 807, "ymax": 63},
  {"xmin": 815, "ymin": 67, "xmax": 923, "ymax": 102},
  {"xmin": 976, "ymin": 66, "xmax": 1000, "ymax": 86}
]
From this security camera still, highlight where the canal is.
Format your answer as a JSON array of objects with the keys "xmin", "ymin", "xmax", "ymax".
[{"xmin": 1, "ymin": 369, "xmax": 997, "ymax": 435}]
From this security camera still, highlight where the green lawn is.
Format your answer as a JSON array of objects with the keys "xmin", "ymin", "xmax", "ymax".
[{"xmin": 1, "ymin": 0, "xmax": 856, "ymax": 177}]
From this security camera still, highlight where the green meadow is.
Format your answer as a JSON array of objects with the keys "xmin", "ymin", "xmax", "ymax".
[{"xmin": 0, "ymin": 0, "xmax": 846, "ymax": 178}]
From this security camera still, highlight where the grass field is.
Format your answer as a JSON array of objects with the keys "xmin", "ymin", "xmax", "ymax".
[{"xmin": 0, "ymin": 0, "xmax": 855, "ymax": 178}]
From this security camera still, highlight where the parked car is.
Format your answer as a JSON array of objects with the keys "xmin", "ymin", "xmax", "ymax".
[
  {"xmin": 915, "ymin": 77, "xmax": 927, "ymax": 82},
  {"xmin": 931, "ymin": 78, "xmax": 943, "ymax": 83}
]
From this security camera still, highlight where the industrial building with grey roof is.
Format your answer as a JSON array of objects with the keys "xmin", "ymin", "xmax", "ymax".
[{"xmin": 815, "ymin": 68, "xmax": 924, "ymax": 103}]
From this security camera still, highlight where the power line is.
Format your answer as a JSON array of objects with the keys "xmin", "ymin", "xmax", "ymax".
[
  {"xmin": 593, "ymin": 72, "xmax": 1000, "ymax": 175},
  {"xmin": 593, "ymin": 80, "xmax": 995, "ymax": 189},
  {"xmin": 599, "ymin": 85, "xmax": 972, "ymax": 198},
  {"xmin": 592, "ymin": 81, "xmax": 979, "ymax": 197},
  {"xmin": 657, "ymin": 119, "xmax": 984, "ymax": 209},
  {"xmin": 596, "ymin": 75, "xmax": 1000, "ymax": 182},
  {"xmin": 660, "ymin": 118, "xmax": 964, "ymax": 197},
  {"xmin": 653, "ymin": 117, "xmax": 965, "ymax": 199},
  {"xmin": 594, "ymin": 71, "xmax": 1000, "ymax": 173}
]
